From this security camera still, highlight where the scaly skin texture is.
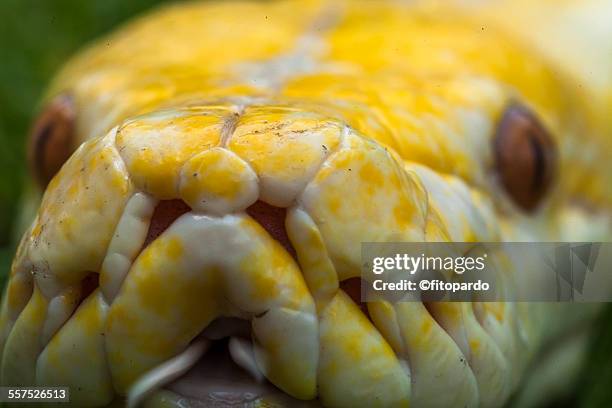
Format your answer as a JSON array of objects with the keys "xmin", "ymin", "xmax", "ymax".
[{"xmin": 1, "ymin": 0, "xmax": 612, "ymax": 407}]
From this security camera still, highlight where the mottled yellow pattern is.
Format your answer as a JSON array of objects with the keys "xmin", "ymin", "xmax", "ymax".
[
  {"xmin": 116, "ymin": 109, "xmax": 225, "ymax": 198},
  {"xmin": 179, "ymin": 148, "xmax": 259, "ymax": 213}
]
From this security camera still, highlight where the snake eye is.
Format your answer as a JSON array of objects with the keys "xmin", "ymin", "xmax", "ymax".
[
  {"xmin": 28, "ymin": 93, "xmax": 76, "ymax": 189},
  {"xmin": 494, "ymin": 103, "xmax": 557, "ymax": 211}
]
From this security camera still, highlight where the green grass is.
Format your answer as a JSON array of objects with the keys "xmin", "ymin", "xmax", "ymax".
[{"xmin": 576, "ymin": 305, "xmax": 612, "ymax": 407}]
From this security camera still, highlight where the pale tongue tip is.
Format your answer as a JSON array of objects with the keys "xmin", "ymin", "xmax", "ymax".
[
  {"xmin": 228, "ymin": 336, "xmax": 266, "ymax": 383},
  {"xmin": 126, "ymin": 338, "xmax": 211, "ymax": 408},
  {"xmin": 126, "ymin": 331, "xmax": 266, "ymax": 408}
]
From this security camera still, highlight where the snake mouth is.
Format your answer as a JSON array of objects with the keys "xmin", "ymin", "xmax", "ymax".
[
  {"xmin": 135, "ymin": 318, "xmax": 321, "ymax": 407},
  {"xmin": 169, "ymin": 322, "xmax": 269, "ymax": 403},
  {"xmin": 124, "ymin": 198, "xmax": 318, "ymax": 407}
]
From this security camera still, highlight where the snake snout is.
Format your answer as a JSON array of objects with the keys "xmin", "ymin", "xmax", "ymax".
[
  {"xmin": 2, "ymin": 103, "xmax": 500, "ymax": 406},
  {"xmin": 2, "ymin": 104, "xmax": 355, "ymax": 404}
]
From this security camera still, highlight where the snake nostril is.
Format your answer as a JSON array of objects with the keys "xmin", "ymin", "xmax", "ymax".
[
  {"xmin": 246, "ymin": 200, "xmax": 297, "ymax": 260},
  {"xmin": 143, "ymin": 199, "xmax": 192, "ymax": 249}
]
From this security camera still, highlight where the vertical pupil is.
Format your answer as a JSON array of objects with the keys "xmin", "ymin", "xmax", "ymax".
[{"xmin": 528, "ymin": 130, "xmax": 546, "ymax": 192}]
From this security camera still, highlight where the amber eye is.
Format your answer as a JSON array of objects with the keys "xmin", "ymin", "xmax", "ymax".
[
  {"xmin": 28, "ymin": 93, "xmax": 76, "ymax": 189},
  {"xmin": 494, "ymin": 103, "xmax": 557, "ymax": 211}
]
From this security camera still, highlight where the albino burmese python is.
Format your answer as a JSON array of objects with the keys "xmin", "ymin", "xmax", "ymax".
[{"xmin": 1, "ymin": 0, "xmax": 611, "ymax": 407}]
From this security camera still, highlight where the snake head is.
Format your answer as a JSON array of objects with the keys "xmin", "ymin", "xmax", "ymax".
[
  {"xmin": 1, "ymin": 96, "xmax": 569, "ymax": 407},
  {"xmin": 3, "ymin": 1, "xmax": 611, "ymax": 407}
]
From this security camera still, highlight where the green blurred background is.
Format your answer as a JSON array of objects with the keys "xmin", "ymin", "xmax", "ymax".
[
  {"xmin": 0, "ymin": 0, "xmax": 176, "ymax": 274},
  {"xmin": 0, "ymin": 1, "xmax": 610, "ymax": 406}
]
